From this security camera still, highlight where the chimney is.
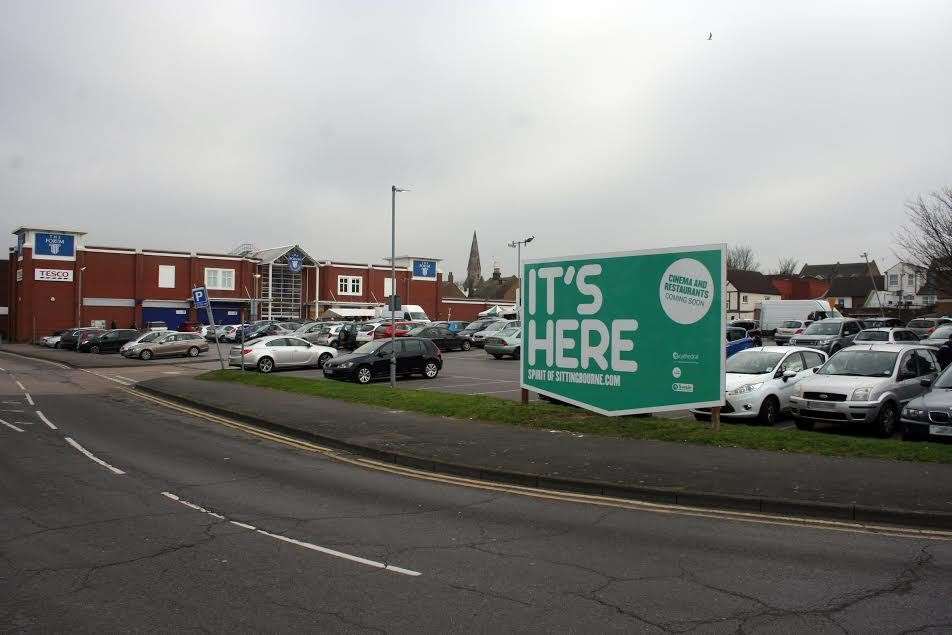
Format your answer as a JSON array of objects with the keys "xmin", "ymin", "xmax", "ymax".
[
  {"xmin": 447, "ymin": 271, "xmax": 454, "ymax": 284},
  {"xmin": 492, "ymin": 260, "xmax": 502, "ymax": 281}
]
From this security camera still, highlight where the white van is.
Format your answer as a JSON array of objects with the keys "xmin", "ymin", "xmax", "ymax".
[
  {"xmin": 373, "ymin": 304, "xmax": 430, "ymax": 323},
  {"xmin": 759, "ymin": 300, "xmax": 841, "ymax": 334}
]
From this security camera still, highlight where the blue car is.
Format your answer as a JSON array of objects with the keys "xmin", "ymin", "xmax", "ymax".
[{"xmin": 726, "ymin": 327, "xmax": 754, "ymax": 357}]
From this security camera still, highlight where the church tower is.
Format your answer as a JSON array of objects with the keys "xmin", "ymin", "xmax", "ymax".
[{"xmin": 465, "ymin": 231, "xmax": 482, "ymax": 296}]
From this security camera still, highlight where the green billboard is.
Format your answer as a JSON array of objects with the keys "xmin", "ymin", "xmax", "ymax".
[{"xmin": 521, "ymin": 244, "xmax": 726, "ymax": 416}]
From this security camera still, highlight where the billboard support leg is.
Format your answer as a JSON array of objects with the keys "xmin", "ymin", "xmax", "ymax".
[
  {"xmin": 521, "ymin": 388, "xmax": 529, "ymax": 404},
  {"xmin": 711, "ymin": 406, "xmax": 721, "ymax": 432}
]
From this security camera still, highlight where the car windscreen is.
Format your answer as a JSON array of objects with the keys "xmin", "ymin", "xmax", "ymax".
[
  {"xmin": 481, "ymin": 322, "xmax": 507, "ymax": 332},
  {"xmin": 929, "ymin": 325, "xmax": 952, "ymax": 340},
  {"xmin": 353, "ymin": 340, "xmax": 386, "ymax": 355},
  {"xmin": 498, "ymin": 326, "xmax": 520, "ymax": 337},
  {"xmin": 726, "ymin": 351, "xmax": 784, "ymax": 374},
  {"xmin": 358, "ymin": 324, "xmax": 377, "ymax": 332},
  {"xmin": 407, "ymin": 312, "xmax": 428, "ymax": 321},
  {"xmin": 406, "ymin": 326, "xmax": 427, "ymax": 336},
  {"xmin": 781, "ymin": 321, "xmax": 801, "ymax": 328},
  {"xmin": 907, "ymin": 319, "xmax": 934, "ymax": 328},
  {"xmin": 818, "ymin": 350, "xmax": 898, "ymax": 377},
  {"xmin": 855, "ymin": 330, "xmax": 889, "ymax": 342},
  {"xmin": 932, "ymin": 365, "xmax": 952, "ymax": 389},
  {"xmin": 804, "ymin": 322, "xmax": 841, "ymax": 335}
]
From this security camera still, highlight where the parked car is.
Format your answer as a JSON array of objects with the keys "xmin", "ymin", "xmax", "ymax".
[
  {"xmin": 431, "ymin": 320, "xmax": 471, "ymax": 333},
  {"xmin": 241, "ymin": 322, "xmax": 295, "ymax": 340},
  {"xmin": 472, "ymin": 320, "xmax": 518, "ymax": 348},
  {"xmin": 692, "ymin": 347, "xmax": 827, "ymax": 425},
  {"xmin": 404, "ymin": 324, "xmax": 471, "ymax": 351},
  {"xmin": 729, "ymin": 320, "xmax": 762, "ymax": 345},
  {"xmin": 773, "ymin": 320, "xmax": 813, "ymax": 346},
  {"xmin": 484, "ymin": 325, "xmax": 521, "ymax": 359},
  {"xmin": 336, "ymin": 323, "xmax": 361, "ymax": 350},
  {"xmin": 59, "ymin": 328, "xmax": 106, "ymax": 350},
  {"xmin": 145, "ymin": 321, "xmax": 169, "ymax": 331},
  {"xmin": 900, "ymin": 364, "xmax": 952, "ymax": 441},
  {"xmin": 292, "ymin": 322, "xmax": 329, "ymax": 344},
  {"xmin": 40, "ymin": 330, "xmax": 67, "ymax": 348},
  {"xmin": 788, "ymin": 318, "xmax": 864, "ymax": 355},
  {"xmin": 726, "ymin": 327, "xmax": 754, "ymax": 358},
  {"xmin": 119, "ymin": 330, "xmax": 174, "ymax": 355},
  {"xmin": 203, "ymin": 325, "xmax": 220, "ymax": 341},
  {"xmin": 322, "ymin": 337, "xmax": 443, "ymax": 384},
  {"xmin": 918, "ymin": 324, "xmax": 952, "ymax": 348},
  {"xmin": 315, "ymin": 323, "xmax": 347, "ymax": 347},
  {"xmin": 77, "ymin": 329, "xmax": 141, "ymax": 353},
  {"xmin": 179, "ymin": 321, "xmax": 203, "ymax": 333},
  {"xmin": 905, "ymin": 317, "xmax": 952, "ymax": 338},
  {"xmin": 789, "ymin": 344, "xmax": 940, "ymax": 436},
  {"xmin": 228, "ymin": 336, "xmax": 336, "ymax": 373},
  {"xmin": 851, "ymin": 327, "xmax": 921, "ymax": 345},
  {"xmin": 121, "ymin": 332, "xmax": 209, "ymax": 360},
  {"xmin": 373, "ymin": 321, "xmax": 413, "ymax": 339},
  {"xmin": 212, "ymin": 324, "xmax": 242, "ymax": 342},
  {"xmin": 456, "ymin": 318, "xmax": 505, "ymax": 344},
  {"xmin": 355, "ymin": 322, "xmax": 383, "ymax": 345},
  {"xmin": 864, "ymin": 317, "xmax": 904, "ymax": 329}
]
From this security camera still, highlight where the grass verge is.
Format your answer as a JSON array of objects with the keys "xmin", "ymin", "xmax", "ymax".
[{"xmin": 200, "ymin": 370, "xmax": 952, "ymax": 464}]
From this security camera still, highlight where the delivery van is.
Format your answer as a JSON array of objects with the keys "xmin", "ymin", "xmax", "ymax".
[{"xmin": 759, "ymin": 300, "xmax": 842, "ymax": 334}]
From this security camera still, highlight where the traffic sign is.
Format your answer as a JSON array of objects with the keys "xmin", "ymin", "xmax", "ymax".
[
  {"xmin": 192, "ymin": 287, "xmax": 209, "ymax": 309},
  {"xmin": 521, "ymin": 244, "xmax": 726, "ymax": 416}
]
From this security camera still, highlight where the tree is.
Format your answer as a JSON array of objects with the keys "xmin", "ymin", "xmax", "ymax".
[
  {"xmin": 773, "ymin": 257, "xmax": 799, "ymax": 276},
  {"xmin": 896, "ymin": 186, "xmax": 952, "ymax": 294},
  {"xmin": 727, "ymin": 245, "xmax": 760, "ymax": 271}
]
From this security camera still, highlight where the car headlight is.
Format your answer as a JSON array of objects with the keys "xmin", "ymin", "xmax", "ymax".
[
  {"xmin": 851, "ymin": 387, "xmax": 871, "ymax": 401},
  {"xmin": 338, "ymin": 361, "xmax": 354, "ymax": 368},
  {"xmin": 902, "ymin": 407, "xmax": 925, "ymax": 420},
  {"xmin": 728, "ymin": 382, "xmax": 764, "ymax": 396}
]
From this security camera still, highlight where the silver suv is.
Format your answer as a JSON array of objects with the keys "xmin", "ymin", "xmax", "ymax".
[
  {"xmin": 789, "ymin": 344, "xmax": 940, "ymax": 436},
  {"xmin": 788, "ymin": 318, "xmax": 863, "ymax": 355}
]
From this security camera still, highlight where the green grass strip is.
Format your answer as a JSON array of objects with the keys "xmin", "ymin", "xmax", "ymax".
[{"xmin": 200, "ymin": 370, "xmax": 952, "ymax": 464}]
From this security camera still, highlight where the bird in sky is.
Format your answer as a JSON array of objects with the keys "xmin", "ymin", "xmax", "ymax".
[{"xmin": 706, "ymin": 32, "xmax": 713, "ymax": 40}]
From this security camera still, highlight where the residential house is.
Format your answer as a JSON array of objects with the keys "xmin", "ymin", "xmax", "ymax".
[
  {"xmin": 725, "ymin": 270, "xmax": 781, "ymax": 321},
  {"xmin": 866, "ymin": 262, "xmax": 935, "ymax": 308},
  {"xmin": 825, "ymin": 275, "xmax": 885, "ymax": 309},
  {"xmin": 800, "ymin": 261, "xmax": 881, "ymax": 281}
]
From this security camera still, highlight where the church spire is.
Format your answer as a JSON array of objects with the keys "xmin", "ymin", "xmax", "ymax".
[{"xmin": 465, "ymin": 231, "xmax": 482, "ymax": 296}]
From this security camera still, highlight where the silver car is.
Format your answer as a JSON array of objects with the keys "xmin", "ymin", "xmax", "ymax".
[
  {"xmin": 471, "ymin": 320, "xmax": 518, "ymax": 348},
  {"xmin": 228, "ymin": 336, "xmax": 337, "ymax": 373},
  {"xmin": 850, "ymin": 327, "xmax": 921, "ymax": 345},
  {"xmin": 120, "ymin": 330, "xmax": 174, "ymax": 356},
  {"xmin": 773, "ymin": 320, "xmax": 812, "ymax": 345},
  {"xmin": 905, "ymin": 317, "xmax": 952, "ymax": 338},
  {"xmin": 789, "ymin": 344, "xmax": 940, "ymax": 436},
  {"xmin": 122, "ymin": 332, "xmax": 208, "ymax": 360}
]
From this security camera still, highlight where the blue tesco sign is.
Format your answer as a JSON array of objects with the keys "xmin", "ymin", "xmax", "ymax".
[
  {"xmin": 287, "ymin": 251, "xmax": 304, "ymax": 273},
  {"xmin": 34, "ymin": 233, "xmax": 75, "ymax": 259},
  {"xmin": 192, "ymin": 287, "xmax": 209, "ymax": 309},
  {"xmin": 412, "ymin": 259, "xmax": 437, "ymax": 279}
]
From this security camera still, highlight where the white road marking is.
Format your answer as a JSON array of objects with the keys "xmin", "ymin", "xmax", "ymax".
[
  {"xmin": 0, "ymin": 367, "xmax": 5, "ymax": 371},
  {"xmin": 112, "ymin": 375, "xmax": 136, "ymax": 383},
  {"xmin": 36, "ymin": 410, "xmax": 58, "ymax": 430},
  {"xmin": 23, "ymin": 393, "xmax": 34, "ymax": 406},
  {"xmin": 469, "ymin": 388, "xmax": 522, "ymax": 395},
  {"xmin": 0, "ymin": 418, "xmax": 24, "ymax": 432},
  {"xmin": 162, "ymin": 371, "xmax": 181, "ymax": 375},
  {"xmin": 15, "ymin": 380, "xmax": 26, "ymax": 390},
  {"xmin": 64, "ymin": 437, "xmax": 125, "ymax": 475},
  {"xmin": 162, "ymin": 490, "xmax": 421, "ymax": 576}
]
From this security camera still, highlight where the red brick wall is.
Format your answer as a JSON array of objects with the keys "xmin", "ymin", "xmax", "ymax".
[
  {"xmin": 80, "ymin": 250, "xmax": 136, "ymax": 299},
  {"xmin": 316, "ymin": 264, "xmax": 441, "ymax": 319},
  {"xmin": 0, "ymin": 259, "xmax": 8, "ymax": 340},
  {"xmin": 769, "ymin": 277, "xmax": 830, "ymax": 300}
]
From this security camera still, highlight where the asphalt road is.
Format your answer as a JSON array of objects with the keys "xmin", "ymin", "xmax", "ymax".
[{"xmin": 1, "ymin": 352, "xmax": 950, "ymax": 632}]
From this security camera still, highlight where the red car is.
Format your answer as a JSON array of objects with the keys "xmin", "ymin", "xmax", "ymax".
[
  {"xmin": 179, "ymin": 321, "xmax": 204, "ymax": 333},
  {"xmin": 373, "ymin": 321, "xmax": 413, "ymax": 339}
]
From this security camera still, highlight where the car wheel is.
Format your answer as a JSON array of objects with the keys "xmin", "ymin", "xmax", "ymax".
[
  {"xmin": 257, "ymin": 357, "xmax": 274, "ymax": 374},
  {"xmin": 423, "ymin": 361, "xmax": 440, "ymax": 379},
  {"xmin": 139, "ymin": 349, "xmax": 154, "ymax": 361},
  {"xmin": 491, "ymin": 354, "xmax": 503, "ymax": 360},
  {"xmin": 512, "ymin": 347, "xmax": 521, "ymax": 360},
  {"xmin": 355, "ymin": 366, "xmax": 373, "ymax": 384},
  {"xmin": 794, "ymin": 417, "xmax": 814, "ymax": 431},
  {"xmin": 875, "ymin": 402, "xmax": 898, "ymax": 438},
  {"xmin": 90, "ymin": 345, "xmax": 100, "ymax": 354},
  {"xmin": 317, "ymin": 352, "xmax": 331, "ymax": 368},
  {"xmin": 461, "ymin": 340, "xmax": 472, "ymax": 351},
  {"xmin": 758, "ymin": 396, "xmax": 779, "ymax": 426},
  {"xmin": 187, "ymin": 346, "xmax": 200, "ymax": 357}
]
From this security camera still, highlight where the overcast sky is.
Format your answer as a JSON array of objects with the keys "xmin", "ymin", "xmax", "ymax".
[{"xmin": 2, "ymin": 1, "xmax": 951, "ymax": 279}]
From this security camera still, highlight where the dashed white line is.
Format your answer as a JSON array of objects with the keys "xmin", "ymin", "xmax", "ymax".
[
  {"xmin": 161, "ymin": 491, "xmax": 421, "ymax": 576},
  {"xmin": 23, "ymin": 393, "xmax": 34, "ymax": 406},
  {"xmin": 0, "ymin": 418, "xmax": 24, "ymax": 432},
  {"xmin": 112, "ymin": 375, "xmax": 136, "ymax": 383},
  {"xmin": 15, "ymin": 380, "xmax": 26, "ymax": 390},
  {"xmin": 36, "ymin": 410, "xmax": 58, "ymax": 430},
  {"xmin": 64, "ymin": 437, "xmax": 125, "ymax": 475}
]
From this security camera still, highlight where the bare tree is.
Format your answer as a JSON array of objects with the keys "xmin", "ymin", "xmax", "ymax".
[
  {"xmin": 727, "ymin": 245, "xmax": 760, "ymax": 271},
  {"xmin": 773, "ymin": 257, "xmax": 799, "ymax": 276},
  {"xmin": 895, "ymin": 186, "xmax": 952, "ymax": 293}
]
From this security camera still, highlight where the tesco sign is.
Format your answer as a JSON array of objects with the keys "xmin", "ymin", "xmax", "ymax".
[{"xmin": 35, "ymin": 268, "xmax": 74, "ymax": 282}]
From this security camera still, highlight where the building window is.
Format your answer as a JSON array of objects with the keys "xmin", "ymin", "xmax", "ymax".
[
  {"xmin": 158, "ymin": 265, "xmax": 176, "ymax": 289},
  {"xmin": 907, "ymin": 274, "xmax": 915, "ymax": 285},
  {"xmin": 337, "ymin": 275, "xmax": 362, "ymax": 296},
  {"xmin": 205, "ymin": 268, "xmax": 235, "ymax": 290},
  {"xmin": 741, "ymin": 294, "xmax": 748, "ymax": 303},
  {"xmin": 384, "ymin": 277, "xmax": 395, "ymax": 298},
  {"xmin": 889, "ymin": 274, "xmax": 898, "ymax": 287}
]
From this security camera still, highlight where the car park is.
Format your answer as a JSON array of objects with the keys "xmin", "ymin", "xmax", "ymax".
[
  {"xmin": 119, "ymin": 330, "xmax": 174, "ymax": 355},
  {"xmin": 726, "ymin": 327, "xmax": 754, "ymax": 357},
  {"xmin": 373, "ymin": 321, "xmax": 413, "ymax": 339},
  {"xmin": 773, "ymin": 320, "xmax": 813, "ymax": 346},
  {"xmin": 404, "ymin": 324, "xmax": 471, "ymax": 351},
  {"xmin": 59, "ymin": 328, "xmax": 106, "ymax": 350},
  {"xmin": 121, "ymin": 331, "xmax": 208, "ymax": 360},
  {"xmin": 789, "ymin": 344, "xmax": 940, "ymax": 436},
  {"xmin": 905, "ymin": 317, "xmax": 952, "ymax": 338},
  {"xmin": 77, "ymin": 328, "xmax": 140, "ymax": 353},
  {"xmin": 788, "ymin": 318, "xmax": 863, "ymax": 355},
  {"xmin": 456, "ymin": 318, "xmax": 504, "ymax": 345},
  {"xmin": 484, "ymin": 326, "xmax": 521, "ymax": 359},
  {"xmin": 851, "ymin": 327, "xmax": 921, "ymax": 345},
  {"xmin": 322, "ymin": 337, "xmax": 443, "ymax": 384},
  {"xmin": 355, "ymin": 322, "xmax": 382, "ymax": 345},
  {"xmin": 471, "ymin": 319, "xmax": 517, "ymax": 348},
  {"xmin": 899, "ymin": 365, "xmax": 952, "ymax": 441},
  {"xmin": 863, "ymin": 317, "xmax": 904, "ymax": 329},
  {"xmin": 692, "ymin": 346, "xmax": 827, "ymax": 425},
  {"xmin": 228, "ymin": 336, "xmax": 336, "ymax": 373}
]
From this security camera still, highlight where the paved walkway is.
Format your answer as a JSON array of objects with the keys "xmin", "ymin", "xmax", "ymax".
[
  {"xmin": 139, "ymin": 375, "xmax": 952, "ymax": 526},
  {"xmin": 0, "ymin": 343, "xmax": 218, "ymax": 368}
]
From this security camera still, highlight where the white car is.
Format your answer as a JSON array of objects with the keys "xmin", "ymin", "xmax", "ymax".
[
  {"xmin": 692, "ymin": 346, "xmax": 828, "ymax": 425},
  {"xmin": 472, "ymin": 319, "xmax": 519, "ymax": 348},
  {"xmin": 228, "ymin": 336, "xmax": 337, "ymax": 373},
  {"xmin": 355, "ymin": 322, "xmax": 382, "ymax": 345}
]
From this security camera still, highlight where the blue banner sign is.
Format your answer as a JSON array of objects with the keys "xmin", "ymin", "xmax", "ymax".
[
  {"xmin": 34, "ymin": 232, "xmax": 75, "ymax": 258},
  {"xmin": 412, "ymin": 259, "xmax": 437, "ymax": 279},
  {"xmin": 287, "ymin": 251, "xmax": 304, "ymax": 273}
]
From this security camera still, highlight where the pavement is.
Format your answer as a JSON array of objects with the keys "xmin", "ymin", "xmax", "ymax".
[
  {"xmin": 139, "ymin": 373, "xmax": 952, "ymax": 528},
  {"xmin": 2, "ymin": 353, "xmax": 951, "ymax": 632},
  {"xmin": 0, "ymin": 342, "xmax": 222, "ymax": 368}
]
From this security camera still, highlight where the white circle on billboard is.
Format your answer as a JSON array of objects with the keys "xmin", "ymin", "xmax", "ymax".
[
  {"xmin": 672, "ymin": 367, "xmax": 682, "ymax": 378},
  {"xmin": 659, "ymin": 258, "xmax": 714, "ymax": 325}
]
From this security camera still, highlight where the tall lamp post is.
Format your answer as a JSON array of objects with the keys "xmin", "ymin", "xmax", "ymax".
[
  {"xmin": 508, "ymin": 236, "xmax": 534, "ymax": 317},
  {"xmin": 390, "ymin": 185, "xmax": 410, "ymax": 388},
  {"xmin": 77, "ymin": 266, "xmax": 87, "ymax": 326},
  {"xmin": 860, "ymin": 251, "xmax": 884, "ymax": 317}
]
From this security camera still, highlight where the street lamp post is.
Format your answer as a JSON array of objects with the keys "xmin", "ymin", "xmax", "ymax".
[
  {"xmin": 508, "ymin": 236, "xmax": 534, "ymax": 317},
  {"xmin": 77, "ymin": 266, "xmax": 87, "ymax": 326},
  {"xmin": 390, "ymin": 185, "xmax": 409, "ymax": 388}
]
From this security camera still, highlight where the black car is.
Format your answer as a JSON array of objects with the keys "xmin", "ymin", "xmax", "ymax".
[
  {"xmin": 405, "ymin": 324, "xmax": 471, "ymax": 351},
  {"xmin": 59, "ymin": 327, "xmax": 105, "ymax": 350},
  {"xmin": 77, "ymin": 329, "xmax": 141, "ymax": 353},
  {"xmin": 323, "ymin": 337, "xmax": 443, "ymax": 384},
  {"xmin": 729, "ymin": 320, "xmax": 762, "ymax": 346},
  {"xmin": 901, "ymin": 366, "xmax": 952, "ymax": 442},
  {"xmin": 456, "ymin": 318, "xmax": 504, "ymax": 343}
]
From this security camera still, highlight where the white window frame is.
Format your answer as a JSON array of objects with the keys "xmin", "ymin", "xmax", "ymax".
[
  {"xmin": 888, "ymin": 274, "xmax": 899, "ymax": 287},
  {"xmin": 383, "ymin": 277, "xmax": 396, "ymax": 298},
  {"xmin": 205, "ymin": 267, "xmax": 235, "ymax": 291},
  {"xmin": 337, "ymin": 275, "xmax": 362, "ymax": 296},
  {"xmin": 158, "ymin": 265, "xmax": 176, "ymax": 289}
]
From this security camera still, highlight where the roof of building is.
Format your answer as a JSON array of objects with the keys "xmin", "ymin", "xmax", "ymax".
[
  {"xmin": 440, "ymin": 281, "xmax": 467, "ymax": 299},
  {"xmin": 800, "ymin": 261, "xmax": 880, "ymax": 279},
  {"xmin": 470, "ymin": 275, "xmax": 518, "ymax": 301},
  {"xmin": 726, "ymin": 270, "xmax": 780, "ymax": 295},
  {"xmin": 12, "ymin": 227, "xmax": 88, "ymax": 236},
  {"xmin": 252, "ymin": 244, "xmax": 317, "ymax": 265},
  {"xmin": 826, "ymin": 275, "xmax": 885, "ymax": 298}
]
